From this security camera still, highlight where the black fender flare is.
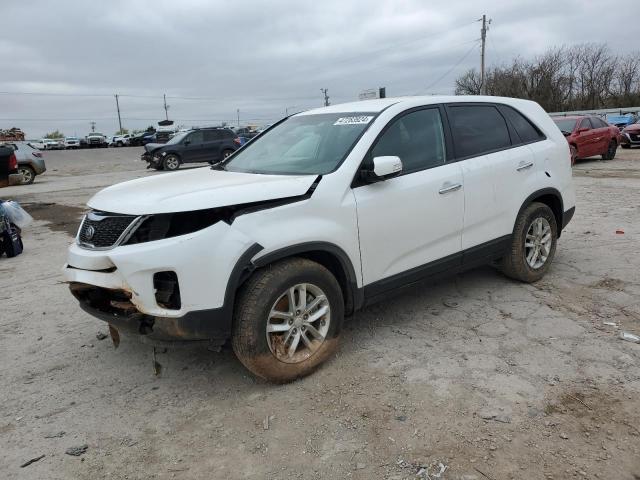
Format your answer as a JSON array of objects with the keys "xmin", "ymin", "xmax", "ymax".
[
  {"xmin": 515, "ymin": 187, "xmax": 564, "ymax": 235},
  {"xmin": 252, "ymin": 242, "xmax": 363, "ymax": 314}
]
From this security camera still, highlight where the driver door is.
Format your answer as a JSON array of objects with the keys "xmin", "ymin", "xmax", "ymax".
[
  {"xmin": 181, "ymin": 130, "xmax": 205, "ymax": 163},
  {"xmin": 353, "ymin": 107, "xmax": 464, "ymax": 293}
]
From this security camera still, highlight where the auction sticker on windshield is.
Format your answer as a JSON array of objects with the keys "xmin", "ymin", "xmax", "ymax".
[{"xmin": 334, "ymin": 116, "xmax": 374, "ymax": 126}]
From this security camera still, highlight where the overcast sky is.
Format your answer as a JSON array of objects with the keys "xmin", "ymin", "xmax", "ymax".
[{"xmin": 1, "ymin": 0, "xmax": 635, "ymax": 138}]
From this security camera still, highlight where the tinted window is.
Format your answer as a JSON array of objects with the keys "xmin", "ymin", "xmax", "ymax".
[
  {"xmin": 591, "ymin": 117, "xmax": 608, "ymax": 128},
  {"xmin": 449, "ymin": 105, "xmax": 511, "ymax": 158},
  {"xmin": 370, "ymin": 108, "xmax": 445, "ymax": 174},
  {"xmin": 221, "ymin": 129, "xmax": 235, "ymax": 138},
  {"xmin": 553, "ymin": 118, "xmax": 577, "ymax": 133},
  {"xmin": 501, "ymin": 106, "xmax": 544, "ymax": 143},
  {"xmin": 188, "ymin": 131, "xmax": 204, "ymax": 143},
  {"xmin": 579, "ymin": 119, "xmax": 591, "ymax": 130},
  {"xmin": 203, "ymin": 130, "xmax": 221, "ymax": 141}
]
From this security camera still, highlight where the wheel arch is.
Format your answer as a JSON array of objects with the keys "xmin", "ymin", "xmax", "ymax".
[
  {"xmin": 516, "ymin": 188, "xmax": 564, "ymax": 237},
  {"xmin": 251, "ymin": 242, "xmax": 362, "ymax": 315}
]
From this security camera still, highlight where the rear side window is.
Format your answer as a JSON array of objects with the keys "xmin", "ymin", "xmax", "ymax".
[
  {"xmin": 500, "ymin": 105, "xmax": 545, "ymax": 144},
  {"xmin": 449, "ymin": 105, "xmax": 511, "ymax": 158},
  {"xmin": 203, "ymin": 130, "xmax": 221, "ymax": 141},
  {"xmin": 371, "ymin": 108, "xmax": 446, "ymax": 174}
]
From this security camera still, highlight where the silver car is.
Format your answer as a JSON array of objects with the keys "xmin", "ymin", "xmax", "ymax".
[{"xmin": 4, "ymin": 142, "xmax": 47, "ymax": 184}]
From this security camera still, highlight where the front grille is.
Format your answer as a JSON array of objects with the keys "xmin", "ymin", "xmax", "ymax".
[{"xmin": 78, "ymin": 212, "xmax": 138, "ymax": 248}]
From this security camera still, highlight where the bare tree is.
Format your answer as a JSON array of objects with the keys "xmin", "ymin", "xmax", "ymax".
[{"xmin": 455, "ymin": 43, "xmax": 640, "ymax": 111}]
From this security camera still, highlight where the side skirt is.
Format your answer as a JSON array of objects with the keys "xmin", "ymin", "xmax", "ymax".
[{"xmin": 361, "ymin": 235, "xmax": 511, "ymax": 308}]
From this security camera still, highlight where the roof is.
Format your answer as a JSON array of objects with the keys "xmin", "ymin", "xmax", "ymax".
[
  {"xmin": 297, "ymin": 95, "xmax": 534, "ymax": 115},
  {"xmin": 552, "ymin": 115, "xmax": 588, "ymax": 120}
]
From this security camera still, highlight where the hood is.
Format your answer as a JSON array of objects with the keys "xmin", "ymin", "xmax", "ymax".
[
  {"xmin": 87, "ymin": 168, "xmax": 318, "ymax": 215},
  {"xmin": 623, "ymin": 124, "xmax": 640, "ymax": 133},
  {"xmin": 144, "ymin": 143, "xmax": 165, "ymax": 153}
]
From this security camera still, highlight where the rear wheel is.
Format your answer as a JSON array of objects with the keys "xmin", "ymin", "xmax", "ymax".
[
  {"xmin": 222, "ymin": 149, "xmax": 234, "ymax": 159},
  {"xmin": 163, "ymin": 154, "xmax": 180, "ymax": 171},
  {"xmin": 602, "ymin": 140, "xmax": 617, "ymax": 160},
  {"xmin": 501, "ymin": 202, "xmax": 558, "ymax": 283},
  {"xmin": 232, "ymin": 258, "xmax": 344, "ymax": 383},
  {"xmin": 18, "ymin": 166, "xmax": 36, "ymax": 185}
]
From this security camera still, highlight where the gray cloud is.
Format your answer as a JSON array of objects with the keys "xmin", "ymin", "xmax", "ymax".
[{"xmin": 1, "ymin": 0, "xmax": 635, "ymax": 137}]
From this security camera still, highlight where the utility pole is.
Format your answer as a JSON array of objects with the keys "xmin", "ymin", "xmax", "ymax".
[
  {"xmin": 114, "ymin": 94, "xmax": 123, "ymax": 133},
  {"xmin": 479, "ymin": 14, "xmax": 491, "ymax": 95},
  {"xmin": 90, "ymin": 121, "xmax": 96, "ymax": 132},
  {"xmin": 321, "ymin": 88, "xmax": 330, "ymax": 106},
  {"xmin": 163, "ymin": 94, "xmax": 169, "ymax": 121}
]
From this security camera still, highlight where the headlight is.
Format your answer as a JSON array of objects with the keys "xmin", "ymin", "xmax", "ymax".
[{"xmin": 124, "ymin": 208, "xmax": 234, "ymax": 245}]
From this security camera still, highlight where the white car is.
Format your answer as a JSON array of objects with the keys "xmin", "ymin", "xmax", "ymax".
[
  {"xmin": 63, "ymin": 95, "xmax": 575, "ymax": 382},
  {"xmin": 110, "ymin": 134, "xmax": 131, "ymax": 147},
  {"xmin": 64, "ymin": 137, "xmax": 80, "ymax": 149},
  {"xmin": 31, "ymin": 138, "xmax": 59, "ymax": 150}
]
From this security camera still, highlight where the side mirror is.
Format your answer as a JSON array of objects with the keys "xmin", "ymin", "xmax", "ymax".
[
  {"xmin": 184, "ymin": 140, "xmax": 191, "ymax": 146},
  {"xmin": 373, "ymin": 156, "xmax": 402, "ymax": 179}
]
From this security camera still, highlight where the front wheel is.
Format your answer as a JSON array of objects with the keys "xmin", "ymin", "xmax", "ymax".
[
  {"xmin": 232, "ymin": 258, "xmax": 344, "ymax": 383},
  {"xmin": 163, "ymin": 154, "xmax": 180, "ymax": 171},
  {"xmin": 501, "ymin": 202, "xmax": 558, "ymax": 283},
  {"xmin": 602, "ymin": 140, "xmax": 617, "ymax": 160}
]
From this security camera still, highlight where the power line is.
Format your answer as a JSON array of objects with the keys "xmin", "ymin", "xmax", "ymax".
[{"xmin": 416, "ymin": 41, "xmax": 480, "ymax": 94}]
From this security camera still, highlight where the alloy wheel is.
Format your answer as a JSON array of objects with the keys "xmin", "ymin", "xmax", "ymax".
[
  {"xmin": 19, "ymin": 167, "xmax": 34, "ymax": 184},
  {"xmin": 525, "ymin": 217, "xmax": 552, "ymax": 269},
  {"xmin": 266, "ymin": 283, "xmax": 330, "ymax": 364}
]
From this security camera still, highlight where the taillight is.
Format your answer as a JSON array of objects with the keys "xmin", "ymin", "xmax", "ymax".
[
  {"xmin": 32, "ymin": 152, "xmax": 43, "ymax": 158},
  {"xmin": 8, "ymin": 153, "xmax": 17, "ymax": 170},
  {"xmin": 233, "ymin": 137, "xmax": 241, "ymax": 146}
]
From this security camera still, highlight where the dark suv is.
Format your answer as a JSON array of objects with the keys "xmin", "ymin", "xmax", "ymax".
[{"xmin": 142, "ymin": 128, "xmax": 240, "ymax": 170}]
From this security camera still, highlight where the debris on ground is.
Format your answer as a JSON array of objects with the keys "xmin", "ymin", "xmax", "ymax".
[
  {"xmin": 20, "ymin": 454, "xmax": 45, "ymax": 468},
  {"xmin": 619, "ymin": 332, "xmax": 640, "ymax": 343},
  {"xmin": 44, "ymin": 431, "xmax": 65, "ymax": 438},
  {"xmin": 95, "ymin": 332, "xmax": 108, "ymax": 340},
  {"xmin": 65, "ymin": 444, "xmax": 88, "ymax": 456},
  {"xmin": 615, "ymin": 229, "xmax": 624, "ymax": 234},
  {"xmin": 603, "ymin": 321, "xmax": 618, "ymax": 327},
  {"xmin": 478, "ymin": 411, "xmax": 511, "ymax": 423}
]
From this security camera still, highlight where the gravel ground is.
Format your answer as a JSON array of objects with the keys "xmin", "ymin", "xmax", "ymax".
[{"xmin": 1, "ymin": 146, "xmax": 639, "ymax": 480}]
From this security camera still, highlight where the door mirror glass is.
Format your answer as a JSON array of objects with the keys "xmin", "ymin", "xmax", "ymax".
[{"xmin": 373, "ymin": 156, "xmax": 402, "ymax": 179}]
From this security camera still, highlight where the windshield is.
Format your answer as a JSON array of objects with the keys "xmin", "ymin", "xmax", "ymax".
[
  {"xmin": 166, "ymin": 131, "xmax": 191, "ymax": 145},
  {"xmin": 553, "ymin": 119, "xmax": 577, "ymax": 133},
  {"xmin": 222, "ymin": 112, "xmax": 376, "ymax": 175}
]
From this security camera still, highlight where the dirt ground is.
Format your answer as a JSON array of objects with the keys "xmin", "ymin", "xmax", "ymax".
[{"xmin": 1, "ymin": 146, "xmax": 639, "ymax": 480}]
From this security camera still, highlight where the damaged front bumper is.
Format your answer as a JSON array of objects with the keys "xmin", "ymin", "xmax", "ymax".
[{"xmin": 63, "ymin": 220, "xmax": 257, "ymax": 344}]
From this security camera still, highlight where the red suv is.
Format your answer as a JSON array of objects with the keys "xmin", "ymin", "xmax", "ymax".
[{"xmin": 553, "ymin": 115, "xmax": 619, "ymax": 165}]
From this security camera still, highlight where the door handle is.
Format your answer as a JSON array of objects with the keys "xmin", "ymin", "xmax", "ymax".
[
  {"xmin": 516, "ymin": 161, "xmax": 534, "ymax": 171},
  {"xmin": 438, "ymin": 182, "xmax": 462, "ymax": 194}
]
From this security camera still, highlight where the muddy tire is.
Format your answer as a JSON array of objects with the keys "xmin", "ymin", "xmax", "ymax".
[
  {"xmin": 501, "ymin": 202, "xmax": 558, "ymax": 283},
  {"xmin": 602, "ymin": 140, "xmax": 617, "ymax": 160},
  {"xmin": 232, "ymin": 258, "xmax": 344, "ymax": 383}
]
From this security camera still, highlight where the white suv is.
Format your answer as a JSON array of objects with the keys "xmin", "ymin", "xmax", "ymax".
[{"xmin": 64, "ymin": 96, "xmax": 575, "ymax": 382}]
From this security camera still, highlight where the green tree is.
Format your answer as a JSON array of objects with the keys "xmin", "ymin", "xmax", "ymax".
[{"xmin": 44, "ymin": 130, "xmax": 64, "ymax": 139}]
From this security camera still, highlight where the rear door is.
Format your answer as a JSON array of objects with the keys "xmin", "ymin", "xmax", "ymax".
[
  {"xmin": 590, "ymin": 117, "xmax": 610, "ymax": 154},
  {"xmin": 202, "ymin": 130, "xmax": 223, "ymax": 163},
  {"xmin": 353, "ymin": 106, "xmax": 464, "ymax": 290},
  {"xmin": 448, "ymin": 103, "xmax": 542, "ymax": 252}
]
